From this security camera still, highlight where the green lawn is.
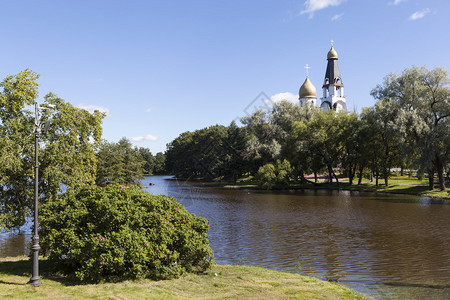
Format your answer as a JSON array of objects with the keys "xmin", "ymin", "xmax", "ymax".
[
  {"xmin": 0, "ymin": 257, "xmax": 366, "ymax": 299},
  {"xmin": 226, "ymin": 175, "xmax": 449, "ymax": 199}
]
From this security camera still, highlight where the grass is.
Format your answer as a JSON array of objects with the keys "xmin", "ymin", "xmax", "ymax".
[
  {"xmin": 0, "ymin": 257, "xmax": 367, "ymax": 299},
  {"xmin": 225, "ymin": 175, "xmax": 449, "ymax": 199}
]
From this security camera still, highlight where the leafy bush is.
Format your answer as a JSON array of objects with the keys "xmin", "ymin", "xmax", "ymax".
[
  {"xmin": 256, "ymin": 159, "xmax": 292, "ymax": 189},
  {"xmin": 40, "ymin": 184, "xmax": 214, "ymax": 282}
]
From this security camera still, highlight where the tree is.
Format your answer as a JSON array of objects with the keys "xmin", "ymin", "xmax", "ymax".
[
  {"xmin": 153, "ymin": 152, "xmax": 166, "ymax": 175},
  {"xmin": 336, "ymin": 112, "xmax": 361, "ymax": 185},
  {"xmin": 221, "ymin": 121, "xmax": 249, "ymax": 182},
  {"xmin": 165, "ymin": 124, "xmax": 243, "ymax": 179},
  {"xmin": 302, "ymin": 110, "xmax": 344, "ymax": 186},
  {"xmin": 0, "ymin": 70, "xmax": 105, "ymax": 231},
  {"xmin": 256, "ymin": 159, "xmax": 292, "ymax": 189},
  {"xmin": 96, "ymin": 138, "xmax": 145, "ymax": 186},
  {"xmin": 165, "ymin": 131, "xmax": 196, "ymax": 177},
  {"xmin": 359, "ymin": 102, "xmax": 402, "ymax": 187},
  {"xmin": 240, "ymin": 108, "xmax": 280, "ymax": 172},
  {"xmin": 139, "ymin": 147, "xmax": 156, "ymax": 175},
  {"xmin": 241, "ymin": 101, "xmax": 318, "ymax": 175},
  {"xmin": 371, "ymin": 66, "xmax": 449, "ymax": 190}
]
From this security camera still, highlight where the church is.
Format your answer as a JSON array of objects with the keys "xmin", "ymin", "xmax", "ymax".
[{"xmin": 298, "ymin": 43, "xmax": 347, "ymax": 112}]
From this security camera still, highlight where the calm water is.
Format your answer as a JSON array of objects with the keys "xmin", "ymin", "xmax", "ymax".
[{"xmin": 2, "ymin": 176, "xmax": 449, "ymax": 299}]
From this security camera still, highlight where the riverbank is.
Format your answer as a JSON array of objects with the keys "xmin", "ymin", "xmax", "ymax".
[
  {"xmin": 206, "ymin": 175, "xmax": 449, "ymax": 200},
  {"xmin": 0, "ymin": 257, "xmax": 366, "ymax": 299}
]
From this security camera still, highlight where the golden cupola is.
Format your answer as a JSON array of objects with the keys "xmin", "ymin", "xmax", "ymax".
[
  {"xmin": 327, "ymin": 46, "xmax": 338, "ymax": 60},
  {"xmin": 299, "ymin": 77, "xmax": 317, "ymax": 99}
]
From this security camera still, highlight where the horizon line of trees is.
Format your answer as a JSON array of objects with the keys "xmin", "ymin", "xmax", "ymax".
[{"xmin": 165, "ymin": 66, "xmax": 449, "ymax": 191}]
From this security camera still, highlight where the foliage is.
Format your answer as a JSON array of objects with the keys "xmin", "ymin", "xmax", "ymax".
[
  {"xmin": 256, "ymin": 159, "xmax": 292, "ymax": 189},
  {"xmin": 96, "ymin": 138, "xmax": 145, "ymax": 185},
  {"xmin": 153, "ymin": 152, "xmax": 167, "ymax": 175},
  {"xmin": 165, "ymin": 123, "xmax": 248, "ymax": 179},
  {"xmin": 139, "ymin": 147, "xmax": 156, "ymax": 175},
  {"xmin": 39, "ymin": 184, "xmax": 214, "ymax": 282},
  {"xmin": 163, "ymin": 66, "xmax": 449, "ymax": 192},
  {"xmin": 371, "ymin": 66, "xmax": 449, "ymax": 190},
  {"xmin": 0, "ymin": 70, "xmax": 105, "ymax": 231}
]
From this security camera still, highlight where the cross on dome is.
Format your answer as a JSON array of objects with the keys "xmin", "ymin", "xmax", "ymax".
[{"xmin": 305, "ymin": 64, "xmax": 310, "ymax": 77}]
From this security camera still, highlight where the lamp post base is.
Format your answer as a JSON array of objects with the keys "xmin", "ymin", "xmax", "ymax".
[
  {"xmin": 28, "ymin": 277, "xmax": 42, "ymax": 287},
  {"xmin": 29, "ymin": 235, "xmax": 41, "ymax": 287}
]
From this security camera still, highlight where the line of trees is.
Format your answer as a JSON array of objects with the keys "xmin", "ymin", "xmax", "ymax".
[
  {"xmin": 95, "ymin": 137, "xmax": 166, "ymax": 186},
  {"xmin": 165, "ymin": 66, "xmax": 449, "ymax": 190}
]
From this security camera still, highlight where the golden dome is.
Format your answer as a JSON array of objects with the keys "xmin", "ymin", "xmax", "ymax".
[
  {"xmin": 327, "ymin": 47, "xmax": 338, "ymax": 60},
  {"xmin": 299, "ymin": 77, "xmax": 317, "ymax": 98}
]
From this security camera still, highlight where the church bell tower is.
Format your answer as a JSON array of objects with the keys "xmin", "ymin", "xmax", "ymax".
[{"xmin": 320, "ymin": 41, "xmax": 346, "ymax": 112}]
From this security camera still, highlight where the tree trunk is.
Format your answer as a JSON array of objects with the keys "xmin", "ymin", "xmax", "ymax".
[
  {"xmin": 400, "ymin": 166, "xmax": 404, "ymax": 176},
  {"xmin": 328, "ymin": 166, "xmax": 339, "ymax": 187},
  {"xmin": 314, "ymin": 171, "xmax": 317, "ymax": 183},
  {"xmin": 328, "ymin": 167, "xmax": 333, "ymax": 183},
  {"xmin": 349, "ymin": 166, "xmax": 356, "ymax": 186},
  {"xmin": 435, "ymin": 155, "xmax": 446, "ymax": 191},
  {"xmin": 334, "ymin": 171, "xmax": 340, "ymax": 187},
  {"xmin": 358, "ymin": 167, "xmax": 364, "ymax": 185},
  {"xmin": 384, "ymin": 168, "xmax": 389, "ymax": 187},
  {"xmin": 428, "ymin": 169, "xmax": 434, "ymax": 190},
  {"xmin": 375, "ymin": 170, "xmax": 379, "ymax": 186},
  {"xmin": 299, "ymin": 169, "xmax": 306, "ymax": 184}
]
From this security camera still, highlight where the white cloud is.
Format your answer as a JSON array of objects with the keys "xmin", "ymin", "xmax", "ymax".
[
  {"xmin": 77, "ymin": 104, "xmax": 110, "ymax": 116},
  {"xmin": 271, "ymin": 92, "xmax": 298, "ymax": 104},
  {"xmin": 300, "ymin": 0, "xmax": 346, "ymax": 17},
  {"xmin": 331, "ymin": 13, "xmax": 344, "ymax": 21},
  {"xmin": 131, "ymin": 134, "xmax": 158, "ymax": 142},
  {"xmin": 389, "ymin": 0, "xmax": 407, "ymax": 5},
  {"xmin": 409, "ymin": 8, "xmax": 430, "ymax": 20},
  {"xmin": 145, "ymin": 108, "xmax": 152, "ymax": 113}
]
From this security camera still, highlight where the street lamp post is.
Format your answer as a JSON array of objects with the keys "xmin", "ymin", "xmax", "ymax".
[{"xmin": 29, "ymin": 102, "xmax": 55, "ymax": 287}]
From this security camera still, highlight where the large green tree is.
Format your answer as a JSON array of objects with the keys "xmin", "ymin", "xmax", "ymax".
[
  {"xmin": 371, "ymin": 66, "xmax": 449, "ymax": 190},
  {"xmin": 165, "ymin": 124, "xmax": 246, "ymax": 179},
  {"xmin": 153, "ymin": 152, "xmax": 166, "ymax": 175},
  {"xmin": 0, "ymin": 70, "xmax": 105, "ymax": 230},
  {"xmin": 139, "ymin": 147, "xmax": 156, "ymax": 175},
  {"xmin": 96, "ymin": 138, "xmax": 145, "ymax": 185}
]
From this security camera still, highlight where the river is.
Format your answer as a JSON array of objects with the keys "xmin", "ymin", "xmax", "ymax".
[{"xmin": 1, "ymin": 175, "xmax": 449, "ymax": 299}]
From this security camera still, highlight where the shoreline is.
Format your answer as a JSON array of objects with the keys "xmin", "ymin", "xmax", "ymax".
[{"xmin": 164, "ymin": 176, "xmax": 450, "ymax": 201}]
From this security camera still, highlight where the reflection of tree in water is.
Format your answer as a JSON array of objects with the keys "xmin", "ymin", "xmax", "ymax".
[{"xmin": 0, "ymin": 233, "xmax": 31, "ymax": 257}]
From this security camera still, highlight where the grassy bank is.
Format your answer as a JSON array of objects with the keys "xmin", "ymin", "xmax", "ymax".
[
  {"xmin": 224, "ymin": 175, "xmax": 449, "ymax": 199},
  {"xmin": 0, "ymin": 257, "xmax": 366, "ymax": 299}
]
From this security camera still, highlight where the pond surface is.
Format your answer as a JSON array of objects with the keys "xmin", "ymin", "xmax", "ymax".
[{"xmin": 1, "ymin": 176, "xmax": 449, "ymax": 299}]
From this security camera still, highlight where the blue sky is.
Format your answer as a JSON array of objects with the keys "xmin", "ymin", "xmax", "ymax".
[{"xmin": 1, "ymin": 0, "xmax": 449, "ymax": 154}]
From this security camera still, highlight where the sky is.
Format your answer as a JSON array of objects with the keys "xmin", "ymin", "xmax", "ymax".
[{"xmin": 1, "ymin": 0, "xmax": 449, "ymax": 154}]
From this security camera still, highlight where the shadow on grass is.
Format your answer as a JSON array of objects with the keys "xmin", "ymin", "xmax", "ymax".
[{"xmin": 0, "ymin": 259, "xmax": 83, "ymax": 286}]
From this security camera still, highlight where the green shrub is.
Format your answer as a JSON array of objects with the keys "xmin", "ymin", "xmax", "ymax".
[
  {"xmin": 256, "ymin": 159, "xmax": 292, "ymax": 189},
  {"xmin": 40, "ymin": 184, "xmax": 214, "ymax": 282}
]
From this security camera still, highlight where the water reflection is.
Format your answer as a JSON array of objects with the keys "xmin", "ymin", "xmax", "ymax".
[{"xmin": 0, "ymin": 232, "xmax": 31, "ymax": 257}]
